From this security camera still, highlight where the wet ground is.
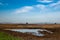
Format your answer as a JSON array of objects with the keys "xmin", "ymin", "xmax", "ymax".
[{"xmin": 0, "ymin": 28, "xmax": 60, "ymax": 40}]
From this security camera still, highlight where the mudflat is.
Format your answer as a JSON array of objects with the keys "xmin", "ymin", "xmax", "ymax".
[{"xmin": 0, "ymin": 28, "xmax": 60, "ymax": 40}]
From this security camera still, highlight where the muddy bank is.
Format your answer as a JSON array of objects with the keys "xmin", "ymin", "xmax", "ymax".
[{"xmin": 0, "ymin": 29, "xmax": 46, "ymax": 40}]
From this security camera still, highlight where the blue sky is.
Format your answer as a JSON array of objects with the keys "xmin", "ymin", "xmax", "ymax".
[{"xmin": 0, "ymin": 0, "xmax": 60, "ymax": 24}]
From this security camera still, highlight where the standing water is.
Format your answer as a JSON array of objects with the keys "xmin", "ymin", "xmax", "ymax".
[{"xmin": 6, "ymin": 29, "xmax": 53, "ymax": 36}]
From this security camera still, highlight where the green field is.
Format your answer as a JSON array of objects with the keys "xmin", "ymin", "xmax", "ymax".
[{"xmin": 0, "ymin": 31, "xmax": 23, "ymax": 40}]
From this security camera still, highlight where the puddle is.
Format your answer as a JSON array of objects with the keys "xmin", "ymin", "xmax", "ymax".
[{"xmin": 5, "ymin": 29, "xmax": 53, "ymax": 36}]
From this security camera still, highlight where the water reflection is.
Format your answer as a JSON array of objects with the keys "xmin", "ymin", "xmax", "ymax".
[{"xmin": 6, "ymin": 29, "xmax": 53, "ymax": 36}]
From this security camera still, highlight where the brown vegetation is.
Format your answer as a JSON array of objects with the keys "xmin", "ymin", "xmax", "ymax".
[
  {"xmin": 0, "ymin": 28, "xmax": 60, "ymax": 40},
  {"xmin": 0, "ymin": 24, "xmax": 60, "ymax": 29},
  {"xmin": 0, "ymin": 24, "xmax": 60, "ymax": 40}
]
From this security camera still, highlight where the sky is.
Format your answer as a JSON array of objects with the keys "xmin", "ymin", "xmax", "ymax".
[{"xmin": 0, "ymin": 0, "xmax": 60, "ymax": 24}]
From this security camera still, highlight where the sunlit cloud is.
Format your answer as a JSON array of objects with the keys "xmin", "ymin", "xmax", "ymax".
[
  {"xmin": 12, "ymin": 4, "xmax": 48, "ymax": 14},
  {"xmin": 13, "ymin": 6, "xmax": 34, "ymax": 14},
  {"xmin": 12, "ymin": 4, "xmax": 56, "ymax": 14},
  {"xmin": 48, "ymin": 1, "xmax": 60, "ymax": 10},
  {"xmin": 37, "ymin": 0, "xmax": 53, "ymax": 3},
  {"xmin": 49, "ymin": 1, "xmax": 60, "ymax": 7},
  {"xmin": 36, "ymin": 4, "xmax": 46, "ymax": 10},
  {"xmin": 9, "ymin": 0, "xmax": 60, "ymax": 14}
]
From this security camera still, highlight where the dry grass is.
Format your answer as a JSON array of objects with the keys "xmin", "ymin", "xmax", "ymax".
[{"xmin": 0, "ymin": 24, "xmax": 60, "ymax": 29}]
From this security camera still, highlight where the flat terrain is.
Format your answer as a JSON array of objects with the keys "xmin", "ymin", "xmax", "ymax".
[
  {"xmin": 0, "ymin": 24, "xmax": 60, "ymax": 29},
  {"xmin": 0, "ymin": 24, "xmax": 60, "ymax": 40},
  {"xmin": 0, "ymin": 28, "xmax": 60, "ymax": 40}
]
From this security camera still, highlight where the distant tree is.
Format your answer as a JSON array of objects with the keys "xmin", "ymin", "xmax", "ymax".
[
  {"xmin": 26, "ymin": 22, "xmax": 28, "ymax": 24},
  {"xmin": 55, "ymin": 23, "xmax": 56, "ymax": 24}
]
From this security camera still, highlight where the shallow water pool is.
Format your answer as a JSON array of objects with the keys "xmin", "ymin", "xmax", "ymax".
[{"xmin": 6, "ymin": 29, "xmax": 53, "ymax": 36}]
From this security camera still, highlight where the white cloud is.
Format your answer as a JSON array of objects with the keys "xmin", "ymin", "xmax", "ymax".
[
  {"xmin": 12, "ymin": 1, "xmax": 60, "ymax": 14},
  {"xmin": 13, "ymin": 6, "xmax": 34, "ymax": 14},
  {"xmin": 49, "ymin": 1, "xmax": 60, "ymax": 7},
  {"xmin": 12, "ymin": 4, "xmax": 48, "ymax": 14},
  {"xmin": 36, "ymin": 4, "xmax": 46, "ymax": 9},
  {"xmin": 49, "ymin": 1, "xmax": 60, "ymax": 10},
  {"xmin": 12, "ymin": 4, "xmax": 52, "ymax": 14},
  {"xmin": 35, "ymin": 4, "xmax": 52, "ymax": 13},
  {"xmin": 37, "ymin": 0, "xmax": 53, "ymax": 3}
]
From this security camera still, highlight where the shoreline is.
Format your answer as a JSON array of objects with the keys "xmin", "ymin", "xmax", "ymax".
[
  {"xmin": 0, "ymin": 29, "xmax": 47, "ymax": 40},
  {"xmin": 0, "ymin": 28, "xmax": 60, "ymax": 40}
]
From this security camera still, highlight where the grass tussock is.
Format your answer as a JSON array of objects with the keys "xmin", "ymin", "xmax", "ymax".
[{"xmin": 0, "ymin": 32, "xmax": 23, "ymax": 40}]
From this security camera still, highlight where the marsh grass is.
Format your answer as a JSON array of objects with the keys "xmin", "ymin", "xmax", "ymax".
[{"xmin": 0, "ymin": 32, "xmax": 23, "ymax": 40}]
